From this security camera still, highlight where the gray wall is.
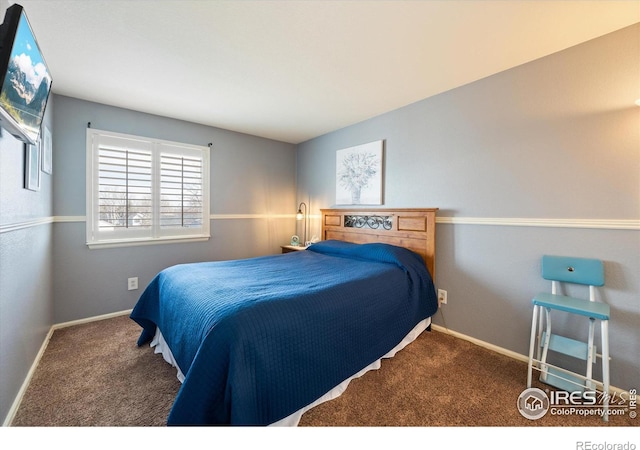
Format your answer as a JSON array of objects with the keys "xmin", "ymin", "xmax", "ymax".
[
  {"xmin": 1, "ymin": 89, "xmax": 296, "ymax": 423},
  {"xmin": 0, "ymin": 0, "xmax": 54, "ymax": 422},
  {"xmin": 1, "ymin": 0, "xmax": 637, "ymax": 424},
  {"xmin": 52, "ymin": 95, "xmax": 297, "ymax": 323},
  {"xmin": 296, "ymin": 24, "xmax": 639, "ymax": 391}
]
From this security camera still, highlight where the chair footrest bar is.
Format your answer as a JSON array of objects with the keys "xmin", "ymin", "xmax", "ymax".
[
  {"xmin": 540, "ymin": 366, "xmax": 587, "ymax": 393},
  {"xmin": 541, "ymin": 331, "xmax": 590, "ymax": 360}
]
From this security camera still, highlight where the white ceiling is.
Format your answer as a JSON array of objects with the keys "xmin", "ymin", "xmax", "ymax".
[{"xmin": 13, "ymin": 0, "xmax": 640, "ymax": 144}]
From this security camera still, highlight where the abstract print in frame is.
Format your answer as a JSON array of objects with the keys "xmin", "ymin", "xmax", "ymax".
[{"xmin": 336, "ymin": 140, "xmax": 384, "ymax": 205}]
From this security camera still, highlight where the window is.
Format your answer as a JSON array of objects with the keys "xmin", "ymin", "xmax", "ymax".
[{"xmin": 86, "ymin": 129, "xmax": 210, "ymax": 249}]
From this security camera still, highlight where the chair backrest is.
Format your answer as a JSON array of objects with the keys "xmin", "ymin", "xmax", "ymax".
[{"xmin": 541, "ymin": 255, "xmax": 604, "ymax": 300}]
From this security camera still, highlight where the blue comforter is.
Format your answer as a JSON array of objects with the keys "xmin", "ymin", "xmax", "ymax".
[{"xmin": 130, "ymin": 240, "xmax": 438, "ymax": 425}]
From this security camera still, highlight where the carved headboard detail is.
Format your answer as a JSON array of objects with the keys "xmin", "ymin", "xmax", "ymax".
[{"xmin": 320, "ymin": 208, "xmax": 438, "ymax": 279}]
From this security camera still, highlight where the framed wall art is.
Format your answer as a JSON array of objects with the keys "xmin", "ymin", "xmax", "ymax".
[
  {"xmin": 24, "ymin": 142, "xmax": 40, "ymax": 191},
  {"xmin": 336, "ymin": 140, "xmax": 384, "ymax": 205},
  {"xmin": 41, "ymin": 125, "xmax": 52, "ymax": 174}
]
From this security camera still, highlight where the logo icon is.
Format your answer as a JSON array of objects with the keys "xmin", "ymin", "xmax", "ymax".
[{"xmin": 517, "ymin": 388, "xmax": 550, "ymax": 420}]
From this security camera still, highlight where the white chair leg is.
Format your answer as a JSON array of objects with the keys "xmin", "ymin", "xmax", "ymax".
[
  {"xmin": 527, "ymin": 305, "xmax": 539, "ymax": 388},
  {"xmin": 586, "ymin": 318, "xmax": 595, "ymax": 391},
  {"xmin": 539, "ymin": 308, "xmax": 552, "ymax": 382},
  {"xmin": 535, "ymin": 304, "xmax": 544, "ymax": 362},
  {"xmin": 601, "ymin": 320, "xmax": 610, "ymax": 422}
]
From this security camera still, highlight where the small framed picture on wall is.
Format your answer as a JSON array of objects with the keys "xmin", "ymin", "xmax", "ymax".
[
  {"xmin": 25, "ymin": 142, "xmax": 40, "ymax": 191},
  {"xmin": 41, "ymin": 125, "xmax": 52, "ymax": 174}
]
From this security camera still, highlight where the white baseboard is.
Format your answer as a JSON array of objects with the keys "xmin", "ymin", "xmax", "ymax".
[
  {"xmin": 3, "ymin": 313, "xmax": 627, "ymax": 426},
  {"xmin": 3, "ymin": 309, "xmax": 133, "ymax": 427},
  {"xmin": 431, "ymin": 324, "xmax": 529, "ymax": 363},
  {"xmin": 430, "ymin": 324, "xmax": 626, "ymax": 396},
  {"xmin": 51, "ymin": 309, "xmax": 133, "ymax": 331},
  {"xmin": 2, "ymin": 326, "xmax": 55, "ymax": 427}
]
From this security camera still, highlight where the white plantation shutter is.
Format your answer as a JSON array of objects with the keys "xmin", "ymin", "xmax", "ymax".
[
  {"xmin": 96, "ymin": 137, "xmax": 153, "ymax": 237},
  {"xmin": 159, "ymin": 143, "xmax": 205, "ymax": 235},
  {"xmin": 87, "ymin": 129, "xmax": 210, "ymax": 248}
]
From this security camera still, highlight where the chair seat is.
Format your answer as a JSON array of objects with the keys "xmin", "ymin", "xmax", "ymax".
[{"xmin": 532, "ymin": 293, "xmax": 610, "ymax": 320}]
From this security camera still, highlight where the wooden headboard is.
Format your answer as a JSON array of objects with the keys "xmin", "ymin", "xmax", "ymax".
[{"xmin": 320, "ymin": 208, "xmax": 438, "ymax": 278}]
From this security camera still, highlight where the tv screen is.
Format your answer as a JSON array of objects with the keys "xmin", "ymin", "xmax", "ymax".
[{"xmin": 0, "ymin": 4, "xmax": 52, "ymax": 145}]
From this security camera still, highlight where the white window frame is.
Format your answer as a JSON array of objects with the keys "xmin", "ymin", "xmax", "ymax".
[{"xmin": 86, "ymin": 128, "xmax": 210, "ymax": 249}]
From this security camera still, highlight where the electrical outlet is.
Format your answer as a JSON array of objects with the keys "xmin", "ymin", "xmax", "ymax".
[
  {"xmin": 128, "ymin": 277, "xmax": 138, "ymax": 291},
  {"xmin": 437, "ymin": 289, "xmax": 447, "ymax": 306}
]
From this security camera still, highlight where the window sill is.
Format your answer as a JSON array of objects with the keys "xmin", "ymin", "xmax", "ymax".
[{"xmin": 87, "ymin": 235, "xmax": 210, "ymax": 250}]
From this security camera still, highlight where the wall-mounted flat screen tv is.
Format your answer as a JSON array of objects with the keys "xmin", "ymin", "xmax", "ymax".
[{"xmin": 0, "ymin": 4, "xmax": 52, "ymax": 145}]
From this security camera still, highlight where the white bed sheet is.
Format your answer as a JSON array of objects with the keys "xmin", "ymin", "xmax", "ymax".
[{"xmin": 150, "ymin": 316, "xmax": 431, "ymax": 426}]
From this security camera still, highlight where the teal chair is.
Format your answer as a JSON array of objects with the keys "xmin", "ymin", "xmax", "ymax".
[{"xmin": 526, "ymin": 255, "xmax": 610, "ymax": 421}]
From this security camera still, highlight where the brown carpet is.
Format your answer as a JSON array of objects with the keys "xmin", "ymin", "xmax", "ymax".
[{"xmin": 10, "ymin": 314, "xmax": 637, "ymax": 427}]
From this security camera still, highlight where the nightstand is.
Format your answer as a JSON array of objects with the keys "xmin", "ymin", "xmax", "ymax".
[{"xmin": 281, "ymin": 245, "xmax": 307, "ymax": 254}]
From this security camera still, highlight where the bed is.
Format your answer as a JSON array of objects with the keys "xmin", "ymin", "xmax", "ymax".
[{"xmin": 130, "ymin": 207, "xmax": 439, "ymax": 426}]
